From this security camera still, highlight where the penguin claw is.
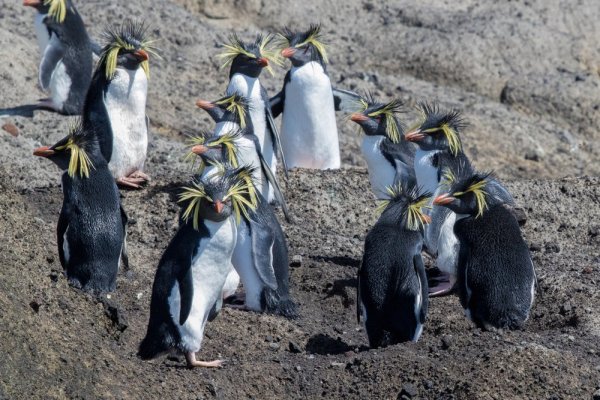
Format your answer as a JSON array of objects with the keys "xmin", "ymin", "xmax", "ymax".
[
  {"xmin": 116, "ymin": 177, "xmax": 143, "ymax": 189},
  {"xmin": 129, "ymin": 170, "xmax": 150, "ymax": 181}
]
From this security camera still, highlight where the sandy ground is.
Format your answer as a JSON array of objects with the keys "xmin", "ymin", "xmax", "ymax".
[{"xmin": 0, "ymin": 0, "xmax": 599, "ymax": 399}]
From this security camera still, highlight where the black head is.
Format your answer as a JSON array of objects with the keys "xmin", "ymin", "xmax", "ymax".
[
  {"xmin": 377, "ymin": 182, "xmax": 432, "ymax": 231},
  {"xmin": 219, "ymin": 34, "xmax": 278, "ymax": 79},
  {"xmin": 278, "ymin": 24, "xmax": 328, "ymax": 67},
  {"xmin": 33, "ymin": 121, "xmax": 103, "ymax": 178},
  {"xmin": 349, "ymin": 93, "xmax": 406, "ymax": 143},
  {"xmin": 196, "ymin": 94, "xmax": 252, "ymax": 129},
  {"xmin": 186, "ymin": 129, "xmax": 241, "ymax": 172},
  {"xmin": 405, "ymin": 102, "xmax": 466, "ymax": 155},
  {"xmin": 97, "ymin": 20, "xmax": 158, "ymax": 79},
  {"xmin": 178, "ymin": 166, "xmax": 258, "ymax": 228},
  {"xmin": 433, "ymin": 168, "xmax": 495, "ymax": 218}
]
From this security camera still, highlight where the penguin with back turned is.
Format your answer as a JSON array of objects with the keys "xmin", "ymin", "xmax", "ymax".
[
  {"xmin": 1, "ymin": 0, "xmax": 92, "ymax": 117},
  {"xmin": 188, "ymin": 141, "xmax": 298, "ymax": 318},
  {"xmin": 33, "ymin": 121, "xmax": 127, "ymax": 293},
  {"xmin": 138, "ymin": 168, "xmax": 257, "ymax": 368},
  {"xmin": 82, "ymin": 20, "xmax": 158, "ymax": 189},
  {"xmin": 348, "ymin": 94, "xmax": 415, "ymax": 198},
  {"xmin": 270, "ymin": 24, "xmax": 341, "ymax": 170},
  {"xmin": 219, "ymin": 34, "xmax": 286, "ymax": 202},
  {"xmin": 358, "ymin": 182, "xmax": 431, "ymax": 348},
  {"xmin": 433, "ymin": 169, "xmax": 536, "ymax": 330}
]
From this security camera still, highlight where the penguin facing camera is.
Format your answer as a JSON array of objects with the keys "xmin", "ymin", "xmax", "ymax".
[
  {"xmin": 138, "ymin": 167, "xmax": 258, "ymax": 368},
  {"xmin": 220, "ymin": 34, "xmax": 286, "ymax": 202},
  {"xmin": 33, "ymin": 121, "xmax": 127, "ymax": 293},
  {"xmin": 433, "ymin": 169, "xmax": 536, "ymax": 330},
  {"xmin": 83, "ymin": 20, "xmax": 159, "ymax": 189},
  {"xmin": 348, "ymin": 94, "xmax": 415, "ymax": 198},
  {"xmin": 0, "ymin": 0, "xmax": 92, "ymax": 117},
  {"xmin": 358, "ymin": 182, "xmax": 430, "ymax": 348},
  {"xmin": 269, "ymin": 24, "xmax": 341, "ymax": 170}
]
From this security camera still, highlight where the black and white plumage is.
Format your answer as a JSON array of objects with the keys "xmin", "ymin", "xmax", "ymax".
[
  {"xmin": 138, "ymin": 168, "xmax": 257, "ymax": 368},
  {"xmin": 270, "ymin": 25, "xmax": 341, "ymax": 170},
  {"xmin": 358, "ymin": 183, "xmax": 430, "ymax": 348},
  {"xmin": 433, "ymin": 171, "xmax": 535, "ymax": 330},
  {"xmin": 33, "ymin": 122, "xmax": 127, "ymax": 293}
]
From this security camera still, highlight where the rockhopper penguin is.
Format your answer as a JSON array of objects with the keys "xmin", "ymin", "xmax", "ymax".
[
  {"xmin": 83, "ymin": 20, "xmax": 158, "ymax": 189},
  {"xmin": 1, "ymin": 0, "xmax": 92, "ymax": 116},
  {"xmin": 270, "ymin": 24, "xmax": 341, "ymax": 170},
  {"xmin": 433, "ymin": 170, "xmax": 535, "ymax": 330},
  {"xmin": 349, "ymin": 94, "xmax": 415, "ymax": 198},
  {"xmin": 138, "ymin": 167, "xmax": 257, "ymax": 368},
  {"xmin": 358, "ymin": 183, "xmax": 431, "ymax": 348},
  {"xmin": 220, "ymin": 34, "xmax": 286, "ymax": 203},
  {"xmin": 33, "ymin": 121, "xmax": 127, "ymax": 293}
]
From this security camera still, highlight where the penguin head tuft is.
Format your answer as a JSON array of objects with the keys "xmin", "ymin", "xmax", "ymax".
[
  {"xmin": 213, "ymin": 94, "xmax": 251, "ymax": 129},
  {"xmin": 219, "ymin": 34, "xmax": 281, "ymax": 78},
  {"xmin": 99, "ymin": 19, "xmax": 160, "ymax": 79},
  {"xmin": 278, "ymin": 24, "xmax": 328, "ymax": 66},
  {"xmin": 25, "ymin": 0, "xmax": 68, "ymax": 23},
  {"xmin": 178, "ymin": 166, "xmax": 258, "ymax": 228},
  {"xmin": 349, "ymin": 93, "xmax": 406, "ymax": 143},
  {"xmin": 434, "ymin": 169, "xmax": 494, "ymax": 218},
  {"xmin": 376, "ymin": 182, "xmax": 432, "ymax": 231},
  {"xmin": 405, "ymin": 102, "xmax": 466, "ymax": 156},
  {"xmin": 33, "ymin": 121, "xmax": 97, "ymax": 179},
  {"xmin": 186, "ymin": 129, "xmax": 242, "ymax": 172}
]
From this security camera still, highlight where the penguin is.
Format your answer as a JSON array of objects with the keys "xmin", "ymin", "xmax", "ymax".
[
  {"xmin": 196, "ymin": 94, "xmax": 291, "ymax": 221},
  {"xmin": 138, "ymin": 168, "xmax": 257, "ymax": 368},
  {"xmin": 219, "ymin": 34, "xmax": 286, "ymax": 202},
  {"xmin": 270, "ymin": 24, "xmax": 341, "ymax": 170},
  {"xmin": 33, "ymin": 121, "xmax": 127, "ymax": 293},
  {"xmin": 348, "ymin": 94, "xmax": 415, "ymax": 198},
  {"xmin": 433, "ymin": 170, "xmax": 536, "ymax": 330},
  {"xmin": 82, "ymin": 20, "xmax": 158, "ymax": 189},
  {"xmin": 188, "ymin": 142, "xmax": 298, "ymax": 318},
  {"xmin": 1, "ymin": 0, "xmax": 92, "ymax": 117},
  {"xmin": 358, "ymin": 182, "xmax": 431, "ymax": 348}
]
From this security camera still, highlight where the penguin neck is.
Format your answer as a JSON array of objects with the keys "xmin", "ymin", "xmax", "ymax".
[{"xmin": 414, "ymin": 148, "xmax": 442, "ymax": 194}]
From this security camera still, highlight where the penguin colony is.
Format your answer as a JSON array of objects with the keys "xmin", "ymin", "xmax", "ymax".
[{"xmin": 14, "ymin": 0, "xmax": 536, "ymax": 368}]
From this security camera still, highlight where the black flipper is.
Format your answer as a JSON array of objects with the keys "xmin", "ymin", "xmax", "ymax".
[
  {"xmin": 413, "ymin": 254, "xmax": 429, "ymax": 324},
  {"xmin": 207, "ymin": 297, "xmax": 223, "ymax": 322},
  {"xmin": 0, "ymin": 104, "xmax": 55, "ymax": 117},
  {"xmin": 269, "ymin": 70, "xmax": 290, "ymax": 119},
  {"xmin": 261, "ymin": 86, "xmax": 288, "ymax": 178},
  {"xmin": 177, "ymin": 261, "xmax": 194, "ymax": 325},
  {"xmin": 120, "ymin": 205, "xmax": 129, "ymax": 271},
  {"xmin": 332, "ymin": 87, "xmax": 363, "ymax": 112},
  {"xmin": 249, "ymin": 219, "xmax": 278, "ymax": 290},
  {"xmin": 258, "ymin": 150, "xmax": 291, "ymax": 223},
  {"xmin": 57, "ymin": 204, "xmax": 69, "ymax": 269},
  {"xmin": 39, "ymin": 40, "xmax": 64, "ymax": 90}
]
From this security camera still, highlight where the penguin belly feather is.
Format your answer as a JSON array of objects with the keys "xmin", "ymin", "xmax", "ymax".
[
  {"xmin": 361, "ymin": 136, "xmax": 396, "ymax": 198},
  {"xmin": 104, "ymin": 67, "xmax": 148, "ymax": 179},
  {"xmin": 231, "ymin": 221, "xmax": 265, "ymax": 312},
  {"xmin": 414, "ymin": 149, "xmax": 440, "ymax": 195},
  {"xmin": 281, "ymin": 62, "xmax": 340, "ymax": 169}
]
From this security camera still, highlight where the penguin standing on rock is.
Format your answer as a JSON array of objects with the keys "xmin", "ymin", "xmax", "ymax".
[
  {"xmin": 348, "ymin": 95, "xmax": 415, "ymax": 198},
  {"xmin": 358, "ymin": 183, "xmax": 431, "ymax": 348},
  {"xmin": 433, "ymin": 170, "xmax": 536, "ymax": 330},
  {"xmin": 1, "ymin": 0, "xmax": 92, "ymax": 117},
  {"xmin": 138, "ymin": 168, "xmax": 257, "ymax": 368},
  {"xmin": 220, "ymin": 34, "xmax": 286, "ymax": 202},
  {"xmin": 83, "ymin": 20, "xmax": 158, "ymax": 189},
  {"xmin": 33, "ymin": 122, "xmax": 127, "ymax": 293},
  {"xmin": 270, "ymin": 24, "xmax": 341, "ymax": 170}
]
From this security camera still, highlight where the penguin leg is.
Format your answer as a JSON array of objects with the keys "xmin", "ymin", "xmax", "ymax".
[
  {"xmin": 129, "ymin": 170, "xmax": 150, "ymax": 182},
  {"xmin": 116, "ymin": 177, "xmax": 145, "ymax": 189},
  {"xmin": 428, "ymin": 274, "xmax": 456, "ymax": 297},
  {"xmin": 184, "ymin": 352, "xmax": 224, "ymax": 368}
]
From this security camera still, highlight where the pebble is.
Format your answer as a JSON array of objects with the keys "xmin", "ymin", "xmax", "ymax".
[
  {"xmin": 2, "ymin": 123, "xmax": 19, "ymax": 137},
  {"xmin": 400, "ymin": 383, "xmax": 418, "ymax": 398},
  {"xmin": 269, "ymin": 342, "xmax": 280, "ymax": 351},
  {"xmin": 291, "ymin": 255, "xmax": 303, "ymax": 267},
  {"xmin": 295, "ymin": 365, "xmax": 302, "ymax": 372},
  {"xmin": 441, "ymin": 335, "xmax": 452, "ymax": 350},
  {"xmin": 288, "ymin": 341, "xmax": 302, "ymax": 354}
]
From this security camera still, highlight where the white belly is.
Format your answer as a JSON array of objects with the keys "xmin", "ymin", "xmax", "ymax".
[
  {"xmin": 49, "ymin": 61, "xmax": 71, "ymax": 111},
  {"xmin": 235, "ymin": 136, "xmax": 267, "ymax": 197},
  {"xmin": 232, "ymin": 225, "xmax": 264, "ymax": 311},
  {"xmin": 221, "ymin": 267, "xmax": 240, "ymax": 300},
  {"xmin": 436, "ymin": 212, "xmax": 459, "ymax": 277},
  {"xmin": 414, "ymin": 149, "xmax": 440, "ymax": 195},
  {"xmin": 34, "ymin": 13, "xmax": 49, "ymax": 56},
  {"xmin": 413, "ymin": 272, "xmax": 423, "ymax": 342},
  {"xmin": 168, "ymin": 219, "xmax": 237, "ymax": 353},
  {"xmin": 281, "ymin": 62, "xmax": 340, "ymax": 170},
  {"xmin": 105, "ymin": 67, "xmax": 148, "ymax": 179},
  {"xmin": 361, "ymin": 136, "xmax": 395, "ymax": 198}
]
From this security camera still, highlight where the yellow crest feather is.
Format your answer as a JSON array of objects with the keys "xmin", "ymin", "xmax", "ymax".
[
  {"xmin": 214, "ymin": 96, "xmax": 248, "ymax": 129},
  {"xmin": 45, "ymin": 0, "xmax": 67, "ymax": 23},
  {"xmin": 178, "ymin": 183, "xmax": 209, "ymax": 231}
]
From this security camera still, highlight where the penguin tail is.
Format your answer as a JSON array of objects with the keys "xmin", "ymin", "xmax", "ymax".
[{"xmin": 262, "ymin": 288, "xmax": 299, "ymax": 319}]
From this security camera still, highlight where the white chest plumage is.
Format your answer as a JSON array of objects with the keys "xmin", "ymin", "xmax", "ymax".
[
  {"xmin": 104, "ymin": 67, "xmax": 148, "ymax": 179},
  {"xmin": 414, "ymin": 149, "xmax": 441, "ymax": 195},
  {"xmin": 436, "ymin": 212, "xmax": 459, "ymax": 277},
  {"xmin": 34, "ymin": 13, "xmax": 50, "ymax": 55},
  {"xmin": 361, "ymin": 136, "xmax": 395, "ymax": 198},
  {"xmin": 281, "ymin": 62, "xmax": 340, "ymax": 170},
  {"xmin": 168, "ymin": 219, "xmax": 237, "ymax": 353}
]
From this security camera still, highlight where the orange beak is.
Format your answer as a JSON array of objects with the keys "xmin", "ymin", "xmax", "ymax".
[
  {"xmin": 23, "ymin": 0, "xmax": 42, "ymax": 7},
  {"xmin": 257, "ymin": 57, "xmax": 269, "ymax": 67},
  {"xmin": 196, "ymin": 99, "xmax": 214, "ymax": 110},
  {"xmin": 433, "ymin": 194, "xmax": 455, "ymax": 206},
  {"xmin": 191, "ymin": 145, "xmax": 208, "ymax": 155},
  {"xmin": 405, "ymin": 129, "xmax": 425, "ymax": 142},
  {"xmin": 33, "ymin": 146, "xmax": 55, "ymax": 157},
  {"xmin": 350, "ymin": 113, "xmax": 369, "ymax": 123},
  {"xmin": 281, "ymin": 47, "xmax": 296, "ymax": 58},
  {"xmin": 214, "ymin": 200, "xmax": 224, "ymax": 214},
  {"xmin": 133, "ymin": 49, "xmax": 149, "ymax": 61}
]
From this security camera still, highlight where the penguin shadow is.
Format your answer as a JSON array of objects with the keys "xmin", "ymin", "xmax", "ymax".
[
  {"xmin": 323, "ymin": 278, "xmax": 357, "ymax": 308},
  {"xmin": 316, "ymin": 255, "xmax": 360, "ymax": 269},
  {"xmin": 143, "ymin": 180, "xmax": 188, "ymax": 202},
  {"xmin": 305, "ymin": 334, "xmax": 355, "ymax": 355}
]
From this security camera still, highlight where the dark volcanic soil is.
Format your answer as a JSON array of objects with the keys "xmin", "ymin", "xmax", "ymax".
[{"xmin": 1, "ymin": 0, "xmax": 600, "ymax": 399}]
